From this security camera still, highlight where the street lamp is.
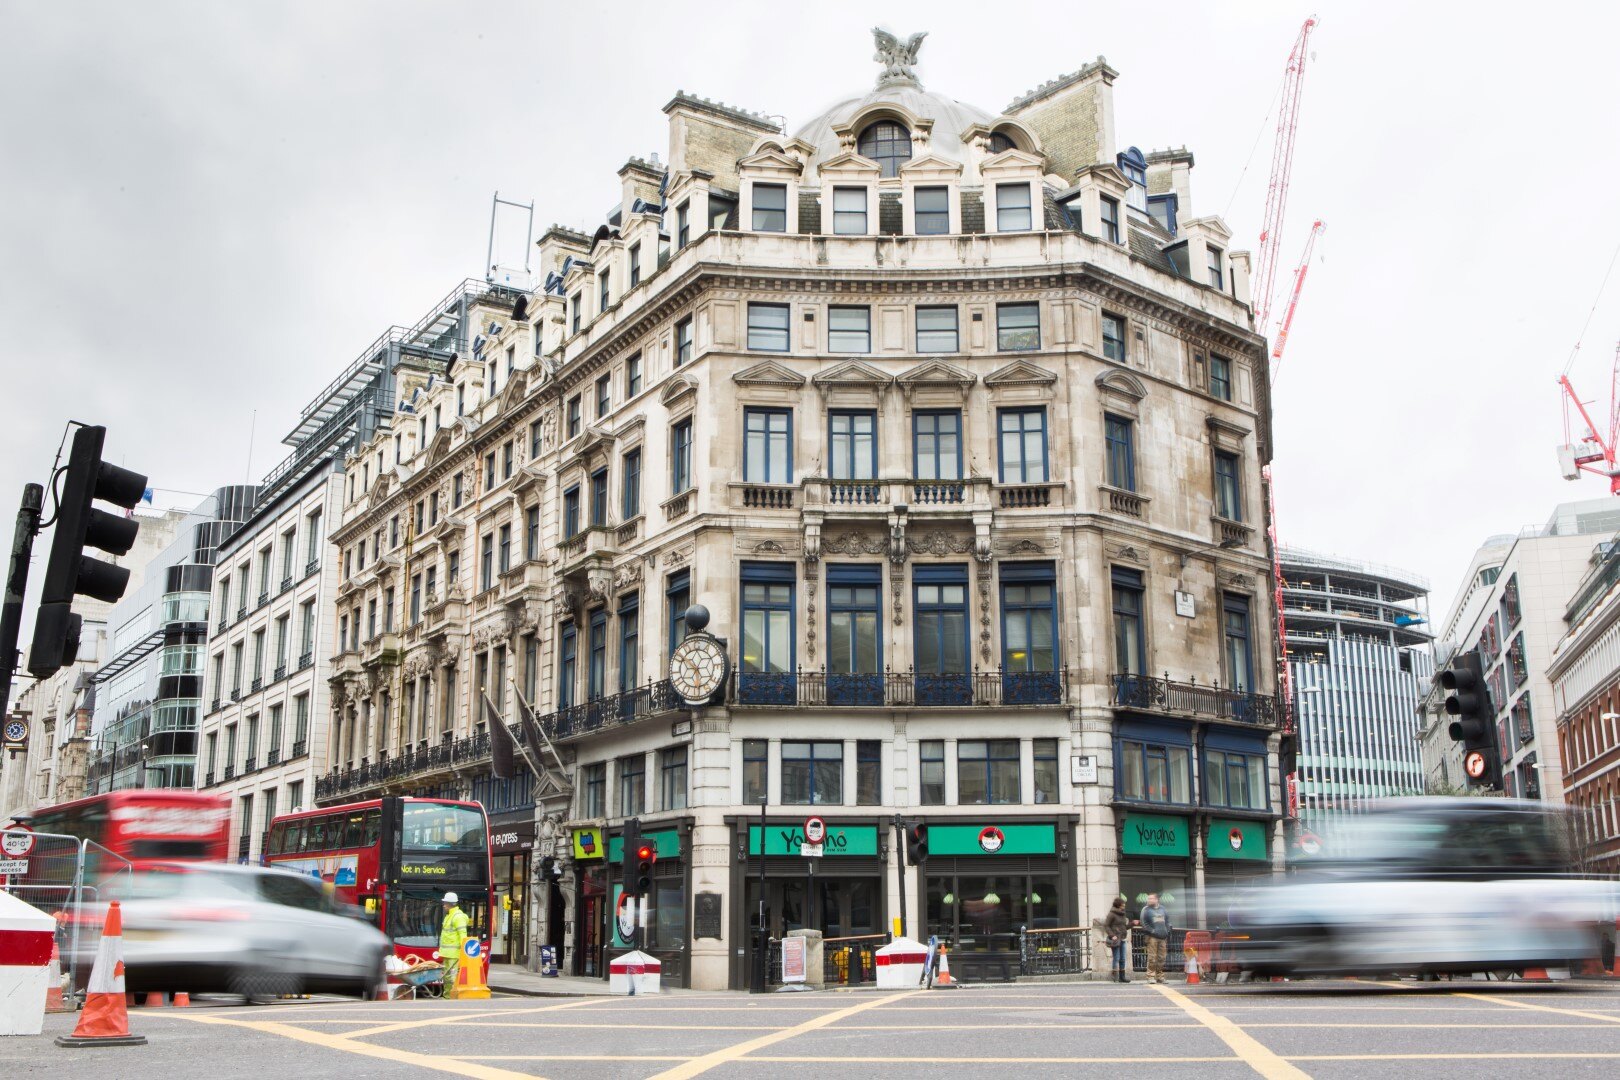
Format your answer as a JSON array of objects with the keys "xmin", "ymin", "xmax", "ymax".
[{"xmin": 1178, "ymin": 536, "xmax": 1243, "ymax": 569}]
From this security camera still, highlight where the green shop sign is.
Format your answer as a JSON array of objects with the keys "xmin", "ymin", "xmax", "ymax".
[
  {"xmin": 928, "ymin": 823, "xmax": 1056, "ymax": 857},
  {"xmin": 1120, "ymin": 813, "xmax": 1189, "ymax": 856},
  {"xmin": 749, "ymin": 824, "xmax": 878, "ymax": 856},
  {"xmin": 1206, "ymin": 818, "xmax": 1268, "ymax": 861},
  {"xmin": 607, "ymin": 829, "xmax": 682, "ymax": 861}
]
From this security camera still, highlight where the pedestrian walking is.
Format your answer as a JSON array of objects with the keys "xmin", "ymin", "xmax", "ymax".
[
  {"xmin": 1103, "ymin": 897, "xmax": 1131, "ymax": 983},
  {"xmin": 437, "ymin": 891, "xmax": 469, "ymax": 994},
  {"xmin": 1139, "ymin": 893, "xmax": 1171, "ymax": 984}
]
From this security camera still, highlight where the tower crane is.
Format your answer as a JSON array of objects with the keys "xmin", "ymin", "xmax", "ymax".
[
  {"xmin": 1252, "ymin": 16, "xmax": 1318, "ymax": 333},
  {"xmin": 1557, "ymin": 343, "xmax": 1620, "ymax": 494},
  {"xmin": 1270, "ymin": 220, "xmax": 1325, "ymax": 369}
]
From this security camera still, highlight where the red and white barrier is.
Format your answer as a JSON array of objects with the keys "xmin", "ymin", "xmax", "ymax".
[
  {"xmin": 875, "ymin": 937, "xmax": 928, "ymax": 990},
  {"xmin": 609, "ymin": 950, "xmax": 662, "ymax": 995},
  {"xmin": 0, "ymin": 890, "xmax": 56, "ymax": 1036}
]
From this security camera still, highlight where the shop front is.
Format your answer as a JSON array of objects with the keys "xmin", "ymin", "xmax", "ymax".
[
  {"xmin": 591, "ymin": 821, "xmax": 691, "ymax": 987},
  {"xmin": 571, "ymin": 827, "xmax": 608, "ymax": 977},
  {"xmin": 922, "ymin": 819, "xmax": 1073, "ymax": 983},
  {"xmin": 730, "ymin": 818, "xmax": 888, "ymax": 990},
  {"xmin": 1202, "ymin": 816, "xmax": 1275, "ymax": 921},
  {"xmin": 489, "ymin": 813, "xmax": 534, "ymax": 965},
  {"xmin": 1116, "ymin": 810, "xmax": 1192, "ymax": 925}
]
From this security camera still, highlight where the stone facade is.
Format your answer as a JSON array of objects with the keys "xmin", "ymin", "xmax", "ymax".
[{"xmin": 317, "ymin": 36, "xmax": 1281, "ymax": 988}]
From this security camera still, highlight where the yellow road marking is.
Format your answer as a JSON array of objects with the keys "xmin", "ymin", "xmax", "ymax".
[
  {"xmin": 1452, "ymin": 991, "xmax": 1620, "ymax": 1025},
  {"xmin": 643, "ymin": 989, "xmax": 926, "ymax": 1080},
  {"xmin": 343, "ymin": 997, "xmax": 604, "ymax": 1039},
  {"xmin": 472, "ymin": 1055, "xmax": 1241, "ymax": 1064},
  {"xmin": 1292, "ymin": 1052, "xmax": 1620, "ymax": 1061},
  {"xmin": 1152, "ymin": 983, "xmax": 1310, "ymax": 1080},
  {"xmin": 156, "ymin": 1012, "xmax": 542, "ymax": 1080}
]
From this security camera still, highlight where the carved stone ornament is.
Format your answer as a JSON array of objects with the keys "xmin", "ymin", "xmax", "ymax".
[
  {"xmin": 586, "ymin": 566, "xmax": 613, "ymax": 607},
  {"xmin": 614, "ymin": 561, "xmax": 644, "ymax": 591},
  {"xmin": 823, "ymin": 530, "xmax": 887, "ymax": 556},
  {"xmin": 907, "ymin": 530, "xmax": 973, "ymax": 557},
  {"xmin": 891, "ymin": 573, "xmax": 904, "ymax": 625},
  {"xmin": 472, "ymin": 612, "xmax": 516, "ymax": 651},
  {"xmin": 1221, "ymin": 571, "xmax": 1254, "ymax": 589},
  {"xmin": 1009, "ymin": 538, "xmax": 1046, "ymax": 555},
  {"xmin": 803, "ymin": 518, "xmax": 823, "ymax": 565},
  {"xmin": 664, "ymin": 543, "xmax": 694, "ymax": 569},
  {"xmin": 517, "ymin": 602, "xmax": 542, "ymax": 634},
  {"xmin": 1108, "ymin": 543, "xmax": 1148, "ymax": 567},
  {"xmin": 872, "ymin": 27, "xmax": 928, "ymax": 88},
  {"xmin": 804, "ymin": 560, "xmax": 820, "ymax": 662},
  {"xmin": 754, "ymin": 539, "xmax": 786, "ymax": 555},
  {"xmin": 888, "ymin": 512, "xmax": 908, "ymax": 566},
  {"xmin": 977, "ymin": 571, "xmax": 993, "ymax": 663}
]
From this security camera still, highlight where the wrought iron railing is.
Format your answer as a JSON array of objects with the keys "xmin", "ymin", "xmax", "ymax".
[
  {"xmin": 735, "ymin": 669, "xmax": 1068, "ymax": 708},
  {"xmin": 1110, "ymin": 674, "xmax": 1277, "ymax": 727},
  {"xmin": 548, "ymin": 679, "xmax": 683, "ymax": 740},
  {"xmin": 1019, "ymin": 926, "xmax": 1092, "ymax": 975}
]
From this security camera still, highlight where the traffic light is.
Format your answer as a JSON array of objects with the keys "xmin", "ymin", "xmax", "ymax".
[
  {"xmin": 29, "ymin": 426, "xmax": 147, "ymax": 678},
  {"xmin": 906, "ymin": 822, "xmax": 929, "ymax": 864},
  {"xmin": 1441, "ymin": 650, "xmax": 1500, "ymax": 789},
  {"xmin": 619, "ymin": 818, "xmax": 641, "ymax": 897},
  {"xmin": 633, "ymin": 839, "xmax": 656, "ymax": 898}
]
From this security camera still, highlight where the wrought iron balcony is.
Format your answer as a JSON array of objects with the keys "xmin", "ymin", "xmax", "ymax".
[
  {"xmin": 251, "ymin": 677, "xmax": 263, "ymax": 692},
  {"xmin": 268, "ymin": 748, "xmax": 281, "ymax": 766},
  {"xmin": 210, "ymin": 698, "xmax": 221, "ymax": 713},
  {"xmin": 1110, "ymin": 673, "xmax": 1277, "ymax": 727},
  {"xmin": 224, "ymin": 764, "xmax": 236, "ymax": 780},
  {"xmin": 546, "ymin": 679, "xmax": 683, "ymax": 740},
  {"xmin": 291, "ymin": 739, "xmax": 307, "ymax": 758},
  {"xmin": 274, "ymin": 664, "xmax": 287, "ymax": 681},
  {"xmin": 298, "ymin": 651, "xmax": 313, "ymax": 670},
  {"xmin": 733, "ymin": 669, "xmax": 1067, "ymax": 708},
  {"xmin": 305, "ymin": 557, "xmax": 320, "ymax": 578},
  {"xmin": 280, "ymin": 575, "xmax": 294, "ymax": 594},
  {"xmin": 203, "ymin": 771, "xmax": 215, "ymax": 787},
  {"xmin": 230, "ymin": 688, "xmax": 242, "ymax": 702},
  {"xmin": 244, "ymin": 756, "xmax": 257, "ymax": 773}
]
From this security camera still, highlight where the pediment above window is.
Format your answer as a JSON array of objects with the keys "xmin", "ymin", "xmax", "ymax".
[
  {"xmin": 660, "ymin": 374, "xmax": 699, "ymax": 407},
  {"xmin": 817, "ymin": 152, "xmax": 883, "ymax": 180},
  {"xmin": 983, "ymin": 359, "xmax": 1058, "ymax": 388},
  {"xmin": 898, "ymin": 153, "xmax": 963, "ymax": 180},
  {"xmin": 980, "ymin": 148, "xmax": 1046, "ymax": 177},
  {"xmin": 422, "ymin": 427, "xmax": 456, "ymax": 468},
  {"xmin": 737, "ymin": 148, "xmax": 805, "ymax": 176},
  {"xmin": 897, "ymin": 358, "xmax": 975, "ymax": 398},
  {"xmin": 733, "ymin": 359, "xmax": 806, "ymax": 388},
  {"xmin": 1206, "ymin": 414, "xmax": 1251, "ymax": 452},
  {"xmin": 811, "ymin": 359, "xmax": 894, "ymax": 390},
  {"xmin": 1096, "ymin": 369, "xmax": 1147, "ymax": 418}
]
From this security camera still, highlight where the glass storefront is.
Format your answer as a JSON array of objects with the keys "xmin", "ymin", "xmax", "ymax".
[{"xmin": 925, "ymin": 871, "xmax": 1060, "ymax": 950}]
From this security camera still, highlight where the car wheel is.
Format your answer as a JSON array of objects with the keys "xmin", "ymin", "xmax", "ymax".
[{"xmin": 231, "ymin": 967, "xmax": 302, "ymax": 1003}]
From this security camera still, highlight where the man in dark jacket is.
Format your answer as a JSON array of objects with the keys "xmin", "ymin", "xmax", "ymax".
[{"xmin": 1139, "ymin": 893, "xmax": 1171, "ymax": 983}]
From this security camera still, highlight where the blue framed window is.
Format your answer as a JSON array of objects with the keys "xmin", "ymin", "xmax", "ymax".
[
  {"xmin": 1105, "ymin": 414, "xmax": 1136, "ymax": 491},
  {"xmin": 622, "ymin": 449, "xmax": 641, "ymax": 519},
  {"xmin": 829, "ymin": 410, "xmax": 877, "ymax": 480},
  {"xmin": 828, "ymin": 305, "xmax": 871, "ymax": 352},
  {"xmin": 525, "ymin": 506, "xmax": 539, "ymax": 561},
  {"xmin": 1114, "ymin": 720, "xmax": 1193, "ymax": 805},
  {"xmin": 744, "ymin": 408, "xmax": 793, "ymax": 484},
  {"xmin": 747, "ymin": 303, "xmax": 791, "ymax": 351},
  {"xmin": 671, "ymin": 418, "xmax": 693, "ymax": 493},
  {"xmin": 588, "ymin": 611, "xmax": 608, "ymax": 701},
  {"xmin": 997, "ymin": 408, "xmax": 1048, "ymax": 483},
  {"xmin": 1207, "ymin": 246, "xmax": 1224, "ymax": 290},
  {"xmin": 1001, "ymin": 562, "xmax": 1060, "ymax": 704},
  {"xmin": 676, "ymin": 201, "xmax": 689, "ymax": 248},
  {"xmin": 913, "ymin": 410, "xmax": 962, "ymax": 482},
  {"xmin": 1209, "ymin": 354, "xmax": 1232, "ymax": 401},
  {"xmin": 1214, "ymin": 451, "xmax": 1243, "ymax": 521},
  {"xmin": 914, "ymin": 564, "xmax": 969, "ymax": 706},
  {"xmin": 739, "ymin": 562, "xmax": 795, "ymax": 705},
  {"xmin": 590, "ymin": 468, "xmax": 608, "ymax": 527},
  {"xmin": 958, "ymin": 739, "xmax": 1021, "ymax": 804},
  {"xmin": 563, "ymin": 486, "xmax": 580, "ymax": 538},
  {"xmin": 1100, "ymin": 195, "xmax": 1121, "ymax": 244},
  {"xmin": 827, "ymin": 564, "xmax": 883, "ymax": 706},
  {"xmin": 675, "ymin": 316, "xmax": 693, "ymax": 366},
  {"xmin": 782, "ymin": 741, "xmax": 844, "ymax": 805},
  {"xmin": 618, "ymin": 594, "xmax": 639, "ymax": 693},
  {"xmin": 1223, "ymin": 593, "xmax": 1253, "ymax": 692},
  {"xmin": 596, "ymin": 374, "xmax": 611, "ymax": 418},
  {"xmin": 996, "ymin": 302, "xmax": 1040, "ymax": 350},
  {"xmin": 666, "ymin": 570, "xmax": 690, "ymax": 657},
  {"xmin": 629, "ymin": 245, "xmax": 641, "ymax": 288},
  {"xmin": 626, "ymin": 352, "xmax": 642, "ymax": 397},
  {"xmin": 1204, "ymin": 731, "xmax": 1268, "ymax": 811},
  {"xmin": 916, "ymin": 305, "xmax": 959, "ymax": 352},
  {"xmin": 1102, "ymin": 312, "xmax": 1126, "ymax": 362},
  {"xmin": 1112, "ymin": 567, "xmax": 1146, "ymax": 676},
  {"xmin": 558, "ymin": 623, "xmax": 577, "ymax": 710},
  {"xmin": 567, "ymin": 396, "xmax": 581, "ymax": 438}
]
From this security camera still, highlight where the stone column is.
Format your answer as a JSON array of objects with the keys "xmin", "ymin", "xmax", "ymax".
[{"xmin": 687, "ymin": 703, "xmax": 734, "ymax": 990}]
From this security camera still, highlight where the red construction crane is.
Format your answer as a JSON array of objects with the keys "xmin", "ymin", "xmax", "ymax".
[
  {"xmin": 1252, "ymin": 16, "xmax": 1318, "ymax": 334},
  {"xmin": 1270, "ymin": 220, "xmax": 1325, "ymax": 369},
  {"xmin": 1557, "ymin": 343, "xmax": 1620, "ymax": 494}
]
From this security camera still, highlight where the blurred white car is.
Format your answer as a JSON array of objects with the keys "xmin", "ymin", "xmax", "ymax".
[
  {"xmin": 95, "ymin": 862, "xmax": 390, "ymax": 999},
  {"xmin": 1221, "ymin": 798, "xmax": 1618, "ymax": 977}
]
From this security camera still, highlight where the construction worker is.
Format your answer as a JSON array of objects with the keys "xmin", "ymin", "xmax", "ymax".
[{"xmin": 437, "ymin": 892, "xmax": 469, "ymax": 996}]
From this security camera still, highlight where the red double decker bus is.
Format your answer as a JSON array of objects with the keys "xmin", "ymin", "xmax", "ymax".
[
  {"xmin": 28, "ymin": 791, "xmax": 231, "ymax": 871},
  {"xmin": 264, "ymin": 796, "xmax": 492, "ymax": 962}
]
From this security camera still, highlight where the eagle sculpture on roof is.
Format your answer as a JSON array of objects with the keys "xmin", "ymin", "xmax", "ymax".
[{"xmin": 872, "ymin": 28, "xmax": 927, "ymax": 88}]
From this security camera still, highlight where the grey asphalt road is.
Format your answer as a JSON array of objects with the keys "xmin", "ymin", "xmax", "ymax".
[{"xmin": 5, "ymin": 980, "xmax": 1620, "ymax": 1079}]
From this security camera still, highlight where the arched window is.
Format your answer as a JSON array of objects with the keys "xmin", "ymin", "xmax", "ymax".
[
  {"xmin": 857, "ymin": 121, "xmax": 912, "ymax": 178},
  {"xmin": 988, "ymin": 131, "xmax": 1018, "ymax": 155}
]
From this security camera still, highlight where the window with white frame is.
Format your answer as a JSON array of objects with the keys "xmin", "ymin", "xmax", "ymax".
[{"xmin": 996, "ymin": 183, "xmax": 1033, "ymax": 231}]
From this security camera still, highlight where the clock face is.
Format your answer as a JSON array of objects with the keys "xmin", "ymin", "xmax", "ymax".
[
  {"xmin": 3, "ymin": 720, "xmax": 25, "ymax": 744},
  {"xmin": 669, "ymin": 635, "xmax": 728, "ymax": 703}
]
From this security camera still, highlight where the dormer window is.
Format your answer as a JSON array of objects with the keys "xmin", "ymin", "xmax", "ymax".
[
  {"xmin": 1099, "ymin": 196, "xmax": 1121, "ymax": 244},
  {"xmin": 752, "ymin": 184, "xmax": 787, "ymax": 232},
  {"xmin": 571, "ymin": 293, "xmax": 582, "ymax": 334},
  {"xmin": 833, "ymin": 188, "xmax": 868, "ymax": 235},
  {"xmin": 996, "ymin": 183, "xmax": 1033, "ymax": 232},
  {"xmin": 989, "ymin": 131, "xmax": 1018, "ymax": 155},
  {"xmin": 629, "ymin": 243, "xmax": 641, "ymax": 287},
  {"xmin": 1207, "ymin": 246, "xmax": 1225, "ymax": 290},
  {"xmin": 915, "ymin": 187, "xmax": 949, "ymax": 235},
  {"xmin": 857, "ymin": 121, "xmax": 912, "ymax": 178},
  {"xmin": 676, "ymin": 202, "xmax": 690, "ymax": 249}
]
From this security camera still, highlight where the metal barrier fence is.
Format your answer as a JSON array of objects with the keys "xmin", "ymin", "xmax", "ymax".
[
  {"xmin": 765, "ymin": 933, "xmax": 891, "ymax": 986},
  {"xmin": 1130, "ymin": 927, "xmax": 1189, "ymax": 973},
  {"xmin": 1, "ymin": 829, "xmax": 133, "ymax": 1006},
  {"xmin": 1019, "ymin": 926, "xmax": 1093, "ymax": 976}
]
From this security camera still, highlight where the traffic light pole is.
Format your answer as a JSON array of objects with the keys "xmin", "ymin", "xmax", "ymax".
[
  {"xmin": 752, "ymin": 796, "xmax": 767, "ymax": 993},
  {"xmin": 0, "ymin": 484, "xmax": 44, "ymax": 722},
  {"xmin": 893, "ymin": 813, "xmax": 908, "ymax": 940}
]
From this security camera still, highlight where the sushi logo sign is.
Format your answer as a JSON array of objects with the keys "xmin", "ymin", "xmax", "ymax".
[
  {"xmin": 1228, "ymin": 827, "xmax": 1244, "ymax": 852},
  {"xmin": 978, "ymin": 826, "xmax": 1005, "ymax": 853}
]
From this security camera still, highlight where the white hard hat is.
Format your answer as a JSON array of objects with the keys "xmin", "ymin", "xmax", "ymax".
[{"xmin": 442, "ymin": 892, "xmax": 458, "ymax": 904}]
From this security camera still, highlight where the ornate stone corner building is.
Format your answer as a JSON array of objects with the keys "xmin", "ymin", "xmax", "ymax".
[{"xmin": 323, "ymin": 31, "xmax": 1281, "ymax": 987}]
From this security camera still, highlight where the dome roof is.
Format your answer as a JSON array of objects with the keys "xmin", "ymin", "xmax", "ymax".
[{"xmin": 794, "ymin": 83, "xmax": 996, "ymax": 179}]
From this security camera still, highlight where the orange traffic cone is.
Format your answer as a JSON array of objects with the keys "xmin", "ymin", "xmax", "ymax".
[
  {"xmin": 1184, "ymin": 950, "xmax": 1201, "ymax": 985},
  {"xmin": 934, "ymin": 946, "xmax": 957, "ymax": 988},
  {"xmin": 56, "ymin": 901, "xmax": 147, "ymax": 1047},
  {"xmin": 44, "ymin": 939, "xmax": 73, "ymax": 1013},
  {"xmin": 143, "ymin": 991, "xmax": 167, "ymax": 1007},
  {"xmin": 172, "ymin": 992, "xmax": 190, "ymax": 1007},
  {"xmin": 1521, "ymin": 967, "xmax": 1552, "ymax": 981}
]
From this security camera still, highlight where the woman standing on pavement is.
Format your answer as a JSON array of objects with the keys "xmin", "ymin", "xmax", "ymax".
[{"xmin": 1104, "ymin": 897, "xmax": 1131, "ymax": 983}]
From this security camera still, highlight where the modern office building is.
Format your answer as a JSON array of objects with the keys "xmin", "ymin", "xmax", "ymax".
[
  {"xmin": 87, "ymin": 489, "xmax": 257, "ymax": 794},
  {"xmin": 198, "ymin": 280, "xmax": 494, "ymax": 865},
  {"xmin": 1280, "ymin": 547, "xmax": 1431, "ymax": 824},
  {"xmin": 318, "ymin": 30, "xmax": 1282, "ymax": 987},
  {"xmin": 1419, "ymin": 497, "xmax": 1620, "ymax": 797}
]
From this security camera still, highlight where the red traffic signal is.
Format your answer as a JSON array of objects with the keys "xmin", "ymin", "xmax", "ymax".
[
  {"xmin": 634, "ymin": 842, "xmax": 656, "ymax": 897},
  {"xmin": 635, "ymin": 844, "xmax": 655, "ymax": 861}
]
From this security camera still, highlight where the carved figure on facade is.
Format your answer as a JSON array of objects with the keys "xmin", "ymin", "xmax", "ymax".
[
  {"xmin": 977, "ymin": 573, "xmax": 993, "ymax": 663},
  {"xmin": 663, "ymin": 543, "xmax": 694, "ymax": 568},
  {"xmin": 872, "ymin": 28, "xmax": 928, "ymax": 88},
  {"xmin": 822, "ymin": 530, "xmax": 887, "ymax": 557},
  {"xmin": 887, "ymin": 513, "xmax": 908, "ymax": 566},
  {"xmin": 613, "ymin": 561, "xmax": 644, "ymax": 592},
  {"xmin": 907, "ymin": 530, "xmax": 973, "ymax": 557}
]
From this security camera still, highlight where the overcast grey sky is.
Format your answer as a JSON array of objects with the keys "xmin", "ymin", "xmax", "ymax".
[{"xmin": 3, "ymin": 0, "xmax": 1619, "ymax": 631}]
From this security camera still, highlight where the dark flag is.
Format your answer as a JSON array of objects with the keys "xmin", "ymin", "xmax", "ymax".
[{"xmin": 486, "ymin": 693, "xmax": 514, "ymax": 780}]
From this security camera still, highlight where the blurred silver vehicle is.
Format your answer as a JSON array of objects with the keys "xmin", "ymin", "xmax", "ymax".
[
  {"xmin": 1221, "ymin": 798, "xmax": 1618, "ymax": 977},
  {"xmin": 97, "ymin": 862, "xmax": 390, "ymax": 999}
]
